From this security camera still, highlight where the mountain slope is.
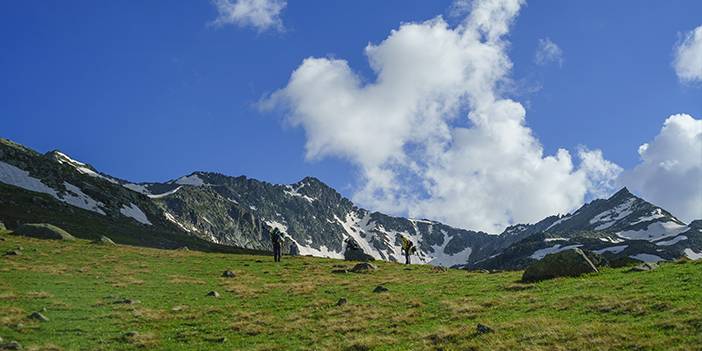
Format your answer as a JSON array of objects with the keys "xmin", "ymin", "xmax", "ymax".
[{"xmin": 0, "ymin": 137, "xmax": 699, "ymax": 268}]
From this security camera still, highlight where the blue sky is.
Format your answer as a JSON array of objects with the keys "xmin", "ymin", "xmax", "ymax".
[{"xmin": 1, "ymin": 1, "xmax": 700, "ymax": 231}]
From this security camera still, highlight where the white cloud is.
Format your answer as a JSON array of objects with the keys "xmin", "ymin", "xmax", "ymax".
[
  {"xmin": 210, "ymin": 0, "xmax": 286, "ymax": 32},
  {"xmin": 266, "ymin": 0, "xmax": 621, "ymax": 233},
  {"xmin": 534, "ymin": 38, "xmax": 563, "ymax": 66},
  {"xmin": 621, "ymin": 114, "xmax": 702, "ymax": 222},
  {"xmin": 673, "ymin": 25, "xmax": 702, "ymax": 83}
]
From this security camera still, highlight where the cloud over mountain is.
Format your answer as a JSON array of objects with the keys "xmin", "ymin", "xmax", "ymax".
[
  {"xmin": 266, "ymin": 0, "xmax": 622, "ymax": 233},
  {"xmin": 621, "ymin": 114, "xmax": 702, "ymax": 223}
]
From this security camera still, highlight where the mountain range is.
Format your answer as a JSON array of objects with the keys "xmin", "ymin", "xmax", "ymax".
[{"xmin": 0, "ymin": 137, "xmax": 699, "ymax": 268}]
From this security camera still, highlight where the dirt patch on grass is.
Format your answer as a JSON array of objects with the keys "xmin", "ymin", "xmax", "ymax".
[{"xmin": 168, "ymin": 275, "xmax": 206, "ymax": 285}]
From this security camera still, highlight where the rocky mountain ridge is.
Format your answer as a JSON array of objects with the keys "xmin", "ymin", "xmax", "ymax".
[{"xmin": 0, "ymin": 137, "xmax": 699, "ymax": 268}]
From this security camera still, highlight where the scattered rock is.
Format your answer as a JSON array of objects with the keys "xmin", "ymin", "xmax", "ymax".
[
  {"xmin": 331, "ymin": 269, "xmax": 348, "ymax": 274},
  {"xmin": 403, "ymin": 267, "xmax": 412, "ymax": 271},
  {"xmin": 0, "ymin": 237, "xmax": 5, "ymax": 242},
  {"xmin": 15, "ymin": 223, "xmax": 75, "ymax": 241},
  {"xmin": 123, "ymin": 331, "xmax": 139, "ymax": 339},
  {"xmin": 522, "ymin": 248, "xmax": 598, "ymax": 282},
  {"xmin": 431, "ymin": 266, "xmax": 448, "ymax": 273},
  {"xmin": 477, "ymin": 269, "xmax": 490, "ymax": 274},
  {"xmin": 372, "ymin": 285, "xmax": 388, "ymax": 293},
  {"xmin": 0, "ymin": 221, "xmax": 5, "ymax": 231},
  {"xmin": 350, "ymin": 262, "xmax": 377, "ymax": 273},
  {"xmin": 336, "ymin": 298, "xmax": 348, "ymax": 306},
  {"xmin": 476, "ymin": 323, "xmax": 494, "ymax": 334},
  {"xmin": 28, "ymin": 311, "xmax": 49, "ymax": 322},
  {"xmin": 177, "ymin": 246, "xmax": 189, "ymax": 251},
  {"xmin": 627, "ymin": 262, "xmax": 659, "ymax": 272},
  {"xmin": 114, "ymin": 298, "xmax": 140, "ymax": 305},
  {"xmin": 210, "ymin": 336, "xmax": 227, "ymax": 343},
  {"xmin": 255, "ymin": 260, "xmax": 263, "ymax": 263},
  {"xmin": 3, "ymin": 250, "xmax": 21, "ymax": 257},
  {"xmin": 0, "ymin": 341, "xmax": 22, "ymax": 350},
  {"xmin": 93, "ymin": 235, "xmax": 116, "ymax": 246},
  {"xmin": 221, "ymin": 270, "xmax": 236, "ymax": 278},
  {"xmin": 206, "ymin": 291, "xmax": 220, "ymax": 298}
]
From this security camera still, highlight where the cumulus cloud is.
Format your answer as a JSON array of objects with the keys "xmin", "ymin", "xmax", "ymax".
[
  {"xmin": 673, "ymin": 25, "xmax": 702, "ymax": 83},
  {"xmin": 621, "ymin": 114, "xmax": 702, "ymax": 222},
  {"xmin": 266, "ymin": 0, "xmax": 621, "ymax": 233},
  {"xmin": 210, "ymin": 0, "xmax": 286, "ymax": 32},
  {"xmin": 534, "ymin": 38, "xmax": 563, "ymax": 66}
]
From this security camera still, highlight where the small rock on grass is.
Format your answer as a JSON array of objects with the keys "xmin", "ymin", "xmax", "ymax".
[
  {"xmin": 476, "ymin": 323, "xmax": 494, "ymax": 334},
  {"xmin": 206, "ymin": 291, "xmax": 220, "ymax": 298},
  {"xmin": 3, "ymin": 250, "xmax": 20, "ymax": 257},
  {"xmin": 331, "ymin": 269, "xmax": 348, "ymax": 274},
  {"xmin": 123, "ymin": 331, "xmax": 139, "ymax": 339},
  {"xmin": 336, "ymin": 298, "xmax": 348, "ymax": 306},
  {"xmin": 372, "ymin": 285, "xmax": 388, "ymax": 293},
  {"xmin": 0, "ymin": 341, "xmax": 22, "ymax": 350},
  {"xmin": 28, "ymin": 312, "xmax": 49, "ymax": 322},
  {"xmin": 221, "ymin": 270, "xmax": 235, "ymax": 278},
  {"xmin": 114, "ymin": 298, "xmax": 140, "ymax": 305}
]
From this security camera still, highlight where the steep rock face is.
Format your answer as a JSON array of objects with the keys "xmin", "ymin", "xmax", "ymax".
[{"xmin": 152, "ymin": 172, "xmax": 494, "ymax": 265}]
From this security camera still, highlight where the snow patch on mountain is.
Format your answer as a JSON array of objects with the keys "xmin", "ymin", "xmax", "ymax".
[
  {"xmin": 594, "ymin": 245, "xmax": 628, "ymax": 254},
  {"xmin": 629, "ymin": 253, "xmax": 665, "ymax": 263},
  {"xmin": 62, "ymin": 182, "xmax": 106, "ymax": 215},
  {"xmin": 590, "ymin": 197, "xmax": 636, "ymax": 230},
  {"xmin": 530, "ymin": 244, "xmax": 583, "ymax": 260},
  {"xmin": 284, "ymin": 184, "xmax": 315, "ymax": 203},
  {"xmin": 120, "ymin": 203, "xmax": 152, "ymax": 225},
  {"xmin": 655, "ymin": 235, "xmax": 688, "ymax": 246},
  {"xmin": 164, "ymin": 212, "xmax": 196, "ymax": 232},
  {"xmin": 428, "ymin": 230, "xmax": 471, "ymax": 267},
  {"xmin": 0, "ymin": 161, "xmax": 107, "ymax": 215},
  {"xmin": 1, "ymin": 161, "xmax": 60, "ymax": 197},
  {"xmin": 52, "ymin": 151, "xmax": 119, "ymax": 184},
  {"xmin": 123, "ymin": 183, "xmax": 150, "ymax": 195},
  {"xmin": 148, "ymin": 187, "xmax": 182, "ymax": 199},
  {"xmin": 545, "ymin": 214, "xmax": 571, "ymax": 231},
  {"xmin": 630, "ymin": 208, "xmax": 667, "ymax": 225},
  {"xmin": 175, "ymin": 174, "xmax": 205, "ymax": 186},
  {"xmin": 617, "ymin": 221, "xmax": 688, "ymax": 241},
  {"xmin": 683, "ymin": 248, "xmax": 702, "ymax": 260}
]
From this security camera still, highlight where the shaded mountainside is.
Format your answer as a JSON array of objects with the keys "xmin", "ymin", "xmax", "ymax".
[{"xmin": 0, "ymin": 137, "xmax": 700, "ymax": 268}]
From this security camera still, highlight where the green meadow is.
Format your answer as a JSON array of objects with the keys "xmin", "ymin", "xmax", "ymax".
[{"xmin": 1, "ymin": 229, "xmax": 700, "ymax": 351}]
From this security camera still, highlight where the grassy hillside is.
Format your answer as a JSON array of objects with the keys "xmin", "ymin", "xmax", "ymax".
[{"xmin": 1, "ymin": 229, "xmax": 701, "ymax": 351}]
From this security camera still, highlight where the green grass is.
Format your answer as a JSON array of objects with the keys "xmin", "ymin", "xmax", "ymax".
[{"xmin": 1, "ymin": 229, "xmax": 701, "ymax": 351}]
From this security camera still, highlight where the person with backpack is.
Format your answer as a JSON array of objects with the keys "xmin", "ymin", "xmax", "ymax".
[
  {"xmin": 271, "ymin": 228, "xmax": 283, "ymax": 262},
  {"xmin": 401, "ymin": 235, "xmax": 417, "ymax": 265}
]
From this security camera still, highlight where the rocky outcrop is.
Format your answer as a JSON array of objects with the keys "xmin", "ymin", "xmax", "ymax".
[
  {"xmin": 522, "ymin": 248, "xmax": 598, "ymax": 282},
  {"xmin": 15, "ymin": 223, "xmax": 75, "ymax": 241}
]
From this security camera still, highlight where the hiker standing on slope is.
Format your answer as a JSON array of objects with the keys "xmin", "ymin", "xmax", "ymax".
[
  {"xmin": 271, "ymin": 228, "xmax": 283, "ymax": 262},
  {"xmin": 401, "ymin": 236, "xmax": 416, "ymax": 265}
]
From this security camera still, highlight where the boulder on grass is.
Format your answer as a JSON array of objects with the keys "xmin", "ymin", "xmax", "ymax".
[
  {"xmin": 0, "ymin": 221, "xmax": 5, "ymax": 231},
  {"xmin": 343, "ymin": 238, "xmax": 375, "ymax": 262},
  {"xmin": 93, "ymin": 235, "xmax": 116, "ymax": 246},
  {"xmin": 15, "ymin": 223, "xmax": 75, "ymax": 241},
  {"xmin": 522, "ymin": 248, "xmax": 598, "ymax": 282},
  {"xmin": 350, "ymin": 262, "xmax": 377, "ymax": 273}
]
